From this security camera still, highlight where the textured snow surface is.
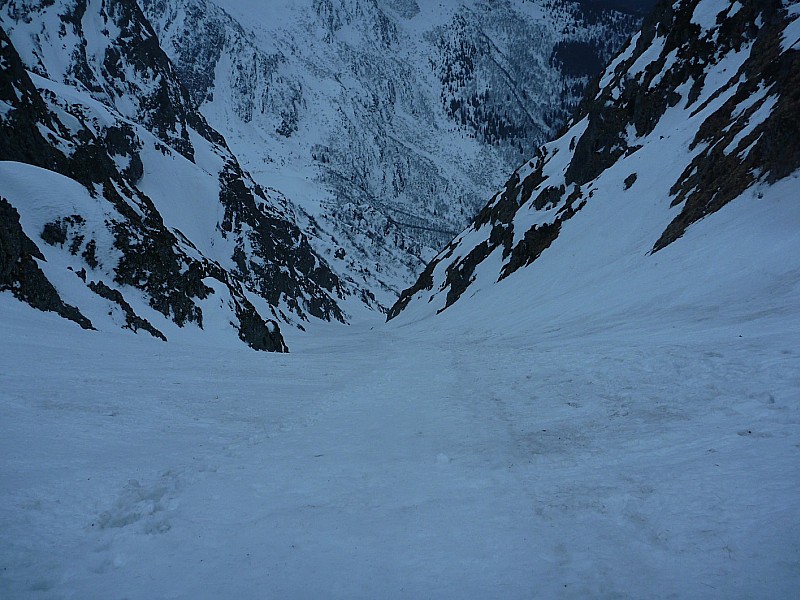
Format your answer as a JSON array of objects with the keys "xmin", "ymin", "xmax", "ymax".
[{"xmin": 3, "ymin": 179, "xmax": 800, "ymax": 597}]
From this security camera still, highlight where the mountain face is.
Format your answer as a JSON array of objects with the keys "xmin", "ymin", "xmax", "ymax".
[
  {"xmin": 0, "ymin": 0, "xmax": 641, "ymax": 348},
  {"xmin": 0, "ymin": 0, "xmax": 369, "ymax": 350},
  {"xmin": 388, "ymin": 0, "xmax": 800, "ymax": 321},
  {"xmin": 138, "ymin": 0, "xmax": 640, "ymax": 307}
]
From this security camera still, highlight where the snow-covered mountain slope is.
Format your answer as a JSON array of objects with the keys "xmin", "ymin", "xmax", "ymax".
[
  {"xmin": 2, "ymin": 237, "xmax": 799, "ymax": 598},
  {"xmin": 389, "ymin": 0, "xmax": 800, "ymax": 324},
  {"xmin": 0, "ymin": 0, "xmax": 376, "ymax": 350},
  {"xmin": 139, "ymin": 0, "xmax": 639, "ymax": 305}
]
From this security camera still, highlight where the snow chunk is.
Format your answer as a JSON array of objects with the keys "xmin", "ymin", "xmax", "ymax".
[
  {"xmin": 649, "ymin": 48, "xmax": 679, "ymax": 89},
  {"xmin": 724, "ymin": 95, "xmax": 778, "ymax": 157},
  {"xmin": 691, "ymin": 0, "xmax": 727, "ymax": 31},
  {"xmin": 599, "ymin": 32, "xmax": 641, "ymax": 90},
  {"xmin": 627, "ymin": 36, "xmax": 666, "ymax": 81},
  {"xmin": 0, "ymin": 99, "xmax": 14, "ymax": 117},
  {"xmin": 781, "ymin": 1, "xmax": 800, "ymax": 52}
]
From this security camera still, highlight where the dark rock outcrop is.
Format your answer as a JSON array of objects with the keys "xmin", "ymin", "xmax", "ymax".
[
  {"xmin": 653, "ymin": 0, "xmax": 800, "ymax": 251},
  {"xmin": 88, "ymin": 280, "xmax": 167, "ymax": 341},
  {"xmin": 0, "ymin": 197, "xmax": 94, "ymax": 330},
  {"xmin": 0, "ymin": 13, "xmax": 315, "ymax": 350},
  {"xmin": 1, "ymin": 0, "xmax": 389, "ymax": 348}
]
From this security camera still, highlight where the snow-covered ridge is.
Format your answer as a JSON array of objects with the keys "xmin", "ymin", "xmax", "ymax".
[
  {"xmin": 0, "ymin": 0, "xmax": 370, "ymax": 350},
  {"xmin": 388, "ymin": 0, "xmax": 800, "ymax": 321}
]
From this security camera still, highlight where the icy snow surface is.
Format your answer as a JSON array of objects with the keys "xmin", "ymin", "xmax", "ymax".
[{"xmin": 3, "ymin": 174, "xmax": 800, "ymax": 597}]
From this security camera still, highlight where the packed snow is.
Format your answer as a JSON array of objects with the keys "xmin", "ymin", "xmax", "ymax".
[{"xmin": 2, "ymin": 175, "xmax": 799, "ymax": 597}]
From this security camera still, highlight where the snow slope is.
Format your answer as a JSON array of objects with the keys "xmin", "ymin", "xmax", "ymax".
[
  {"xmin": 1, "ymin": 245, "xmax": 799, "ymax": 597},
  {"xmin": 2, "ymin": 1, "xmax": 799, "ymax": 597}
]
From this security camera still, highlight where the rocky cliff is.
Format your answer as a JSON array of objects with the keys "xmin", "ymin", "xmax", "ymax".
[
  {"xmin": 388, "ymin": 0, "xmax": 800, "ymax": 320},
  {"xmin": 0, "ymin": 0, "xmax": 369, "ymax": 349}
]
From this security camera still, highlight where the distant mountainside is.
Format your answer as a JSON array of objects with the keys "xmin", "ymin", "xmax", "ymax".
[
  {"xmin": 0, "ymin": 0, "xmax": 366, "ymax": 350},
  {"xmin": 0, "ymin": 0, "xmax": 641, "ymax": 349},
  {"xmin": 388, "ymin": 0, "xmax": 800, "ymax": 322},
  {"xmin": 577, "ymin": 0, "xmax": 660, "ymax": 17},
  {"xmin": 139, "ymin": 0, "xmax": 639, "ymax": 307}
]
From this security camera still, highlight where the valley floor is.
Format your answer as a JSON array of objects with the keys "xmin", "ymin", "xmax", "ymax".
[{"xmin": 1, "ymin": 297, "xmax": 799, "ymax": 599}]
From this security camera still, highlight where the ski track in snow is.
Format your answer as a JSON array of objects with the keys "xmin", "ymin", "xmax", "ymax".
[{"xmin": 1, "ymin": 300, "xmax": 798, "ymax": 598}]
